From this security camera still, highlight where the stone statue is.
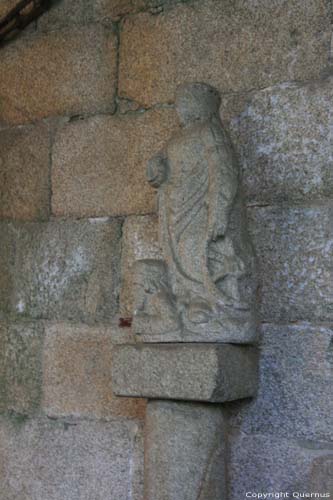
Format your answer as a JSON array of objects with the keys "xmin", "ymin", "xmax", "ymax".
[{"xmin": 133, "ymin": 83, "xmax": 258, "ymax": 343}]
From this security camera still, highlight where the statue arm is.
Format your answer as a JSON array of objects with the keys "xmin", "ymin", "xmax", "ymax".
[
  {"xmin": 147, "ymin": 151, "xmax": 169, "ymax": 188},
  {"xmin": 207, "ymin": 125, "xmax": 238, "ymax": 241}
]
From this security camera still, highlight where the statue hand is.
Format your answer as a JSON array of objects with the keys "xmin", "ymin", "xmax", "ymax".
[
  {"xmin": 211, "ymin": 220, "xmax": 227, "ymax": 241},
  {"xmin": 147, "ymin": 153, "xmax": 168, "ymax": 188}
]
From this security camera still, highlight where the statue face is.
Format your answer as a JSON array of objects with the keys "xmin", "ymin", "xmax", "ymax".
[{"xmin": 175, "ymin": 83, "xmax": 221, "ymax": 126}]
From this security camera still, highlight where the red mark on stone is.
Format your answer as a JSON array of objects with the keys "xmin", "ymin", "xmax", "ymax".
[{"xmin": 119, "ymin": 317, "xmax": 132, "ymax": 328}]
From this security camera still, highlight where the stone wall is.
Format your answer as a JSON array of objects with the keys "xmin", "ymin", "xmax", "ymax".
[{"xmin": 0, "ymin": 0, "xmax": 332, "ymax": 498}]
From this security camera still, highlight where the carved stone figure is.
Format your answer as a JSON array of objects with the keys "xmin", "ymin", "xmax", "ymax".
[{"xmin": 133, "ymin": 82, "xmax": 258, "ymax": 343}]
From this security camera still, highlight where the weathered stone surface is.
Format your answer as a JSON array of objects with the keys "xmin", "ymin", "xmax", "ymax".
[
  {"xmin": 229, "ymin": 432, "xmax": 333, "ymax": 500},
  {"xmin": 221, "ymin": 78, "xmax": 333, "ymax": 204},
  {"xmin": 120, "ymin": 215, "xmax": 160, "ymax": 316},
  {"xmin": 145, "ymin": 401, "xmax": 227, "ymax": 500},
  {"xmin": 227, "ymin": 323, "xmax": 333, "ymax": 442},
  {"xmin": 0, "ymin": 322, "xmax": 44, "ymax": 415},
  {"xmin": 119, "ymin": 0, "xmax": 331, "ymax": 106},
  {"xmin": 100, "ymin": 0, "xmax": 150, "ymax": 19},
  {"xmin": 133, "ymin": 83, "xmax": 257, "ymax": 343},
  {"xmin": 38, "ymin": 0, "xmax": 94, "ymax": 30},
  {"xmin": 0, "ymin": 124, "xmax": 50, "ymax": 220},
  {"xmin": 0, "ymin": 223, "xmax": 15, "ymax": 316},
  {"xmin": 43, "ymin": 323, "xmax": 146, "ymax": 419},
  {"xmin": 0, "ymin": 416, "xmax": 144, "ymax": 500},
  {"xmin": 0, "ymin": 220, "xmax": 121, "ymax": 321},
  {"xmin": 38, "ymin": 0, "xmax": 186, "ymax": 27},
  {"xmin": 97, "ymin": 0, "xmax": 185, "ymax": 20},
  {"xmin": 0, "ymin": 325, "xmax": 6, "ymax": 413},
  {"xmin": 38, "ymin": 0, "xmax": 147, "ymax": 29},
  {"xmin": 5, "ymin": 323, "xmax": 43, "ymax": 415},
  {"xmin": 0, "ymin": 26, "xmax": 117, "ymax": 125},
  {"xmin": 52, "ymin": 108, "xmax": 178, "ymax": 217},
  {"xmin": 249, "ymin": 206, "xmax": 333, "ymax": 322},
  {"xmin": 113, "ymin": 343, "xmax": 258, "ymax": 402}
]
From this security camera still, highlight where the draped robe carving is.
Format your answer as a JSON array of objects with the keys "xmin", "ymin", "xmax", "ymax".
[{"xmin": 133, "ymin": 83, "xmax": 258, "ymax": 343}]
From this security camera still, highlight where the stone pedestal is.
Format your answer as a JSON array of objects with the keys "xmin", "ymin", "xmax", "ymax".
[
  {"xmin": 145, "ymin": 401, "xmax": 227, "ymax": 500},
  {"xmin": 113, "ymin": 343, "xmax": 258, "ymax": 403},
  {"xmin": 112, "ymin": 342, "xmax": 258, "ymax": 500}
]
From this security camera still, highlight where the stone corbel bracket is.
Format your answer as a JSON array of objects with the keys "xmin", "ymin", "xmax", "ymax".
[
  {"xmin": 113, "ymin": 343, "xmax": 258, "ymax": 403},
  {"xmin": 112, "ymin": 82, "xmax": 259, "ymax": 500}
]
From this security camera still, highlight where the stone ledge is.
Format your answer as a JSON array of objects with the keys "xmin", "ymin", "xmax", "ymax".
[{"xmin": 112, "ymin": 343, "xmax": 258, "ymax": 403}]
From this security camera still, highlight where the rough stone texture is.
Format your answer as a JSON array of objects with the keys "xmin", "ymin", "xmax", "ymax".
[
  {"xmin": 0, "ymin": 219, "xmax": 121, "ymax": 321},
  {"xmin": 113, "ymin": 343, "xmax": 258, "ymax": 402},
  {"xmin": 119, "ymin": 0, "xmax": 331, "ymax": 106},
  {"xmin": 52, "ymin": 108, "xmax": 178, "ymax": 217},
  {"xmin": 43, "ymin": 323, "xmax": 146, "ymax": 419},
  {"xmin": 0, "ymin": 223, "xmax": 16, "ymax": 316},
  {"xmin": 97, "ymin": 0, "xmax": 186, "ymax": 19},
  {"xmin": 38, "ymin": 0, "xmax": 95, "ymax": 30},
  {"xmin": 101, "ymin": 0, "xmax": 153, "ymax": 19},
  {"xmin": 0, "ymin": 26, "xmax": 117, "ymax": 125},
  {"xmin": 229, "ymin": 432, "xmax": 333, "ymax": 500},
  {"xmin": 0, "ymin": 326, "xmax": 5, "ymax": 413},
  {"xmin": 249, "ymin": 206, "xmax": 333, "ymax": 322},
  {"xmin": 221, "ymin": 78, "xmax": 333, "ymax": 204},
  {"xmin": 0, "ymin": 123, "xmax": 50, "ymax": 220},
  {"xmin": 145, "ymin": 401, "xmax": 227, "ymax": 500},
  {"xmin": 0, "ymin": 322, "xmax": 44, "ymax": 415},
  {"xmin": 120, "ymin": 215, "xmax": 161, "ymax": 316},
  {"xmin": 38, "ymin": 0, "xmax": 144, "ymax": 29},
  {"xmin": 1, "ymin": 0, "xmax": 332, "ymax": 496},
  {"xmin": 226, "ymin": 323, "xmax": 333, "ymax": 442},
  {"xmin": 38, "ymin": 0, "xmax": 188, "ymax": 27},
  {"xmin": 0, "ymin": 416, "xmax": 144, "ymax": 500}
]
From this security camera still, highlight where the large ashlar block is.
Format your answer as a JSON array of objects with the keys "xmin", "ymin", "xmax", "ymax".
[
  {"xmin": 38, "ymin": 0, "xmax": 187, "ymax": 28},
  {"xmin": 0, "ymin": 26, "xmax": 117, "ymax": 125},
  {"xmin": 0, "ymin": 124, "xmax": 50, "ymax": 221},
  {"xmin": 119, "ymin": 0, "xmax": 331, "ymax": 106},
  {"xmin": 249, "ymin": 206, "xmax": 333, "ymax": 322},
  {"xmin": 227, "ymin": 323, "xmax": 333, "ymax": 442},
  {"xmin": 43, "ymin": 323, "xmax": 146, "ymax": 420},
  {"xmin": 52, "ymin": 109, "xmax": 178, "ymax": 217},
  {"xmin": 38, "ymin": 0, "xmax": 94, "ymax": 30},
  {"xmin": 0, "ymin": 220, "xmax": 121, "ymax": 321},
  {"xmin": 229, "ymin": 432, "xmax": 333, "ymax": 500},
  {"xmin": 113, "ymin": 343, "xmax": 258, "ymax": 402},
  {"xmin": 145, "ymin": 401, "xmax": 227, "ymax": 500},
  {"xmin": 0, "ymin": 327, "xmax": 5, "ymax": 413},
  {"xmin": 38, "ymin": 0, "xmax": 150, "ymax": 27},
  {"xmin": 0, "ymin": 322, "xmax": 44, "ymax": 415},
  {"xmin": 221, "ymin": 78, "xmax": 333, "ymax": 204},
  {"xmin": 0, "ymin": 416, "xmax": 144, "ymax": 500}
]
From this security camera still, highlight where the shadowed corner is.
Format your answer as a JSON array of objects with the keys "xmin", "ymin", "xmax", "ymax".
[{"xmin": 0, "ymin": 0, "xmax": 52, "ymax": 47}]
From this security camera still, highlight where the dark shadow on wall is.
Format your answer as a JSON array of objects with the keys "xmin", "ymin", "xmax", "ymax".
[{"xmin": 0, "ymin": 0, "xmax": 53, "ymax": 47}]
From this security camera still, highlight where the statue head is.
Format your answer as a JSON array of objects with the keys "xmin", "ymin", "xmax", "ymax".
[{"xmin": 175, "ymin": 83, "xmax": 221, "ymax": 126}]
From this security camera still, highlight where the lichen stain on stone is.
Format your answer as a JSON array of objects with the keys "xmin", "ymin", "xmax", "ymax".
[{"xmin": 36, "ymin": 244, "xmax": 90, "ymax": 303}]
